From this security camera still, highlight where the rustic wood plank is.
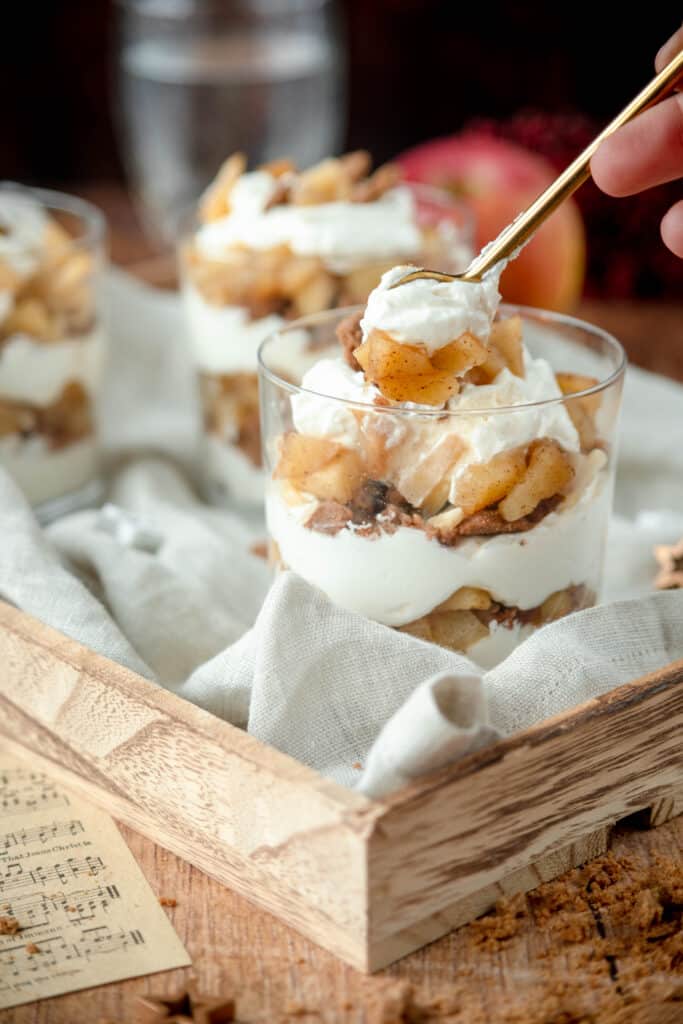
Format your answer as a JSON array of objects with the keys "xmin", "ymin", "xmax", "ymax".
[
  {"xmin": 0, "ymin": 601, "xmax": 379, "ymax": 970},
  {"xmin": 646, "ymin": 785, "xmax": 683, "ymax": 827},
  {"xmin": 367, "ymin": 825, "xmax": 611, "ymax": 971},
  {"xmin": 3, "ymin": 815, "xmax": 681, "ymax": 1023},
  {"xmin": 2, "ymin": 598, "xmax": 682, "ymax": 973},
  {"xmin": 366, "ymin": 660, "xmax": 683, "ymax": 967}
]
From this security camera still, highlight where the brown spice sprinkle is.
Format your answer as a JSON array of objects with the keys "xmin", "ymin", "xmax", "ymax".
[
  {"xmin": 250, "ymin": 540, "xmax": 269, "ymax": 560},
  {"xmin": 0, "ymin": 914, "xmax": 20, "ymax": 935},
  {"xmin": 360, "ymin": 850, "xmax": 683, "ymax": 1024},
  {"xmin": 159, "ymin": 896, "xmax": 177, "ymax": 908}
]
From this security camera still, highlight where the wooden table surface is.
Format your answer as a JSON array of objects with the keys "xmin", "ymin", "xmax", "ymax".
[{"xmin": 3, "ymin": 185, "xmax": 682, "ymax": 1024}]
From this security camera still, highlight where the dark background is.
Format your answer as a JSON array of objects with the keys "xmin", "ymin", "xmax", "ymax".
[
  {"xmin": 2, "ymin": 1, "xmax": 681, "ymax": 297},
  {"xmin": 3, "ymin": 1, "xmax": 680, "ymax": 184}
]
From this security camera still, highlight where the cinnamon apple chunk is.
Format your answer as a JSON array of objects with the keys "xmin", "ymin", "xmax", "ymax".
[
  {"xmin": 498, "ymin": 438, "xmax": 574, "ymax": 522},
  {"xmin": 353, "ymin": 329, "xmax": 488, "ymax": 406},
  {"xmin": 451, "ymin": 447, "xmax": 527, "ymax": 517},
  {"xmin": 274, "ymin": 432, "xmax": 363, "ymax": 503}
]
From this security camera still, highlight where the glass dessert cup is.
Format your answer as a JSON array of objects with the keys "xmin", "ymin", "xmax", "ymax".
[
  {"xmin": 178, "ymin": 181, "xmax": 474, "ymax": 508},
  {"xmin": 259, "ymin": 306, "xmax": 625, "ymax": 668},
  {"xmin": 0, "ymin": 184, "xmax": 107, "ymax": 522}
]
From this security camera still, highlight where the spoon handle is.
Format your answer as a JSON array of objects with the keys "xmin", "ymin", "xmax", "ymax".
[{"xmin": 463, "ymin": 50, "xmax": 683, "ymax": 281}]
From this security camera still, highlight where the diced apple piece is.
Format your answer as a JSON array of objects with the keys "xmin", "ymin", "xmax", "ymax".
[
  {"xmin": 378, "ymin": 371, "xmax": 458, "ymax": 405},
  {"xmin": 421, "ymin": 477, "xmax": 451, "ymax": 517},
  {"xmin": 489, "ymin": 316, "xmax": 524, "ymax": 377},
  {"xmin": 565, "ymin": 400, "xmax": 597, "ymax": 452},
  {"xmin": 397, "ymin": 434, "xmax": 465, "ymax": 511},
  {"xmin": 474, "ymin": 345, "xmax": 506, "ymax": 384},
  {"xmin": 431, "ymin": 331, "xmax": 489, "ymax": 374},
  {"xmin": 292, "ymin": 271, "xmax": 337, "ymax": 316},
  {"xmin": 452, "ymin": 447, "xmax": 527, "ymax": 517},
  {"xmin": 429, "ymin": 609, "xmax": 489, "ymax": 651},
  {"xmin": 539, "ymin": 587, "xmax": 575, "ymax": 623},
  {"xmin": 499, "ymin": 439, "xmax": 574, "ymax": 522},
  {"xmin": 362, "ymin": 331, "xmax": 434, "ymax": 378},
  {"xmin": 341, "ymin": 262, "xmax": 395, "ymax": 304},
  {"xmin": 436, "ymin": 587, "xmax": 492, "ymax": 612},
  {"xmin": 301, "ymin": 448, "xmax": 364, "ymax": 503},
  {"xmin": 398, "ymin": 617, "xmax": 434, "ymax": 643},
  {"xmin": 259, "ymin": 158, "xmax": 297, "ymax": 177},
  {"xmin": 431, "ymin": 333, "xmax": 484, "ymax": 375},
  {"xmin": 291, "ymin": 157, "xmax": 352, "ymax": 205},
  {"xmin": 3, "ymin": 298, "xmax": 55, "ymax": 341},
  {"xmin": 274, "ymin": 432, "xmax": 341, "ymax": 481},
  {"xmin": 555, "ymin": 372, "xmax": 601, "ymax": 416},
  {"xmin": 199, "ymin": 153, "xmax": 247, "ymax": 222}
]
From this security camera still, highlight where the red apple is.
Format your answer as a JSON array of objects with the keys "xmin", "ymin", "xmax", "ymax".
[{"xmin": 399, "ymin": 133, "xmax": 586, "ymax": 312}]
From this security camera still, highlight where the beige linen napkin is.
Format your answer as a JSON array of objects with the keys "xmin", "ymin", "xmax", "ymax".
[{"xmin": 0, "ymin": 270, "xmax": 681, "ymax": 797}]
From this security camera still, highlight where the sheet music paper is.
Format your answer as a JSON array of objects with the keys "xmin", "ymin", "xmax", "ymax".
[{"xmin": 0, "ymin": 752, "xmax": 190, "ymax": 1009}]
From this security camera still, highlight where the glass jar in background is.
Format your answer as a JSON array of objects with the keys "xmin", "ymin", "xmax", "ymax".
[
  {"xmin": 259, "ymin": 306, "xmax": 625, "ymax": 668},
  {"xmin": 178, "ymin": 180, "xmax": 475, "ymax": 507},
  {"xmin": 0, "ymin": 184, "xmax": 107, "ymax": 522},
  {"xmin": 113, "ymin": 0, "xmax": 347, "ymax": 242}
]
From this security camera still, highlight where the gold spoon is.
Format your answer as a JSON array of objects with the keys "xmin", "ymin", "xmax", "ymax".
[{"xmin": 392, "ymin": 50, "xmax": 683, "ymax": 289}]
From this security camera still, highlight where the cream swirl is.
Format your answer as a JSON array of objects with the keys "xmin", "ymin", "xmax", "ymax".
[
  {"xmin": 360, "ymin": 264, "xmax": 502, "ymax": 351},
  {"xmin": 195, "ymin": 174, "xmax": 423, "ymax": 272},
  {"xmin": 0, "ymin": 193, "xmax": 48, "ymax": 278}
]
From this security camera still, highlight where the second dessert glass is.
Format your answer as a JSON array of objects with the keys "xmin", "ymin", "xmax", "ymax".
[
  {"xmin": 0, "ymin": 184, "xmax": 108, "ymax": 521},
  {"xmin": 259, "ymin": 306, "xmax": 625, "ymax": 668},
  {"xmin": 179, "ymin": 180, "xmax": 473, "ymax": 507}
]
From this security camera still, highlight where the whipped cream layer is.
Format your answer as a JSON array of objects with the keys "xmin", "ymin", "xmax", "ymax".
[
  {"xmin": 360, "ymin": 265, "xmax": 501, "ymax": 351},
  {"xmin": 0, "ymin": 435, "xmax": 98, "ymax": 505},
  {"xmin": 267, "ymin": 465, "xmax": 609, "ymax": 628},
  {"xmin": 292, "ymin": 355, "xmax": 580, "ymax": 504},
  {"xmin": 183, "ymin": 286, "xmax": 285, "ymax": 373},
  {"xmin": 184, "ymin": 284, "xmax": 319, "ymax": 380},
  {"xmin": 0, "ymin": 327, "xmax": 105, "ymax": 405},
  {"xmin": 195, "ymin": 174, "xmax": 423, "ymax": 272},
  {"xmin": 0, "ymin": 193, "xmax": 48, "ymax": 278}
]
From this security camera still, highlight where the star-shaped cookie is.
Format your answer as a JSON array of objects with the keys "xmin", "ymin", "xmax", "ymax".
[
  {"xmin": 134, "ymin": 985, "xmax": 234, "ymax": 1024},
  {"xmin": 654, "ymin": 538, "xmax": 683, "ymax": 589}
]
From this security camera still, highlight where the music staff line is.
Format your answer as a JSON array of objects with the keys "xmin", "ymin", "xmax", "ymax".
[
  {"xmin": 1, "ymin": 819, "xmax": 85, "ymax": 852},
  {"xmin": 0, "ymin": 770, "xmax": 70, "ymax": 818},
  {"xmin": 0, "ymin": 856, "xmax": 105, "ymax": 896}
]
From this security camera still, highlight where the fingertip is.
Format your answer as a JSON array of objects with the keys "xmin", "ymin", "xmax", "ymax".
[
  {"xmin": 590, "ymin": 137, "xmax": 628, "ymax": 198},
  {"xmin": 660, "ymin": 200, "xmax": 683, "ymax": 258},
  {"xmin": 655, "ymin": 24, "xmax": 683, "ymax": 72}
]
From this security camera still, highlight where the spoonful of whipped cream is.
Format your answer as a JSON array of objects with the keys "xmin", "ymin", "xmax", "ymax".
[{"xmin": 391, "ymin": 50, "xmax": 682, "ymax": 291}]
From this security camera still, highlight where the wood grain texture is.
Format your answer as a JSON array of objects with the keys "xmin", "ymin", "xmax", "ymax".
[
  {"xmin": 1, "ymin": 599, "xmax": 682, "ymax": 973},
  {"xmin": 2, "ymin": 816, "xmax": 681, "ymax": 1024},
  {"xmin": 0, "ymin": 601, "xmax": 379, "ymax": 969},
  {"xmin": 366, "ymin": 659, "xmax": 683, "ymax": 967}
]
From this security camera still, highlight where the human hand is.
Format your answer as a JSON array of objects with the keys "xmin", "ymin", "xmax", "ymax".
[{"xmin": 591, "ymin": 26, "xmax": 683, "ymax": 257}]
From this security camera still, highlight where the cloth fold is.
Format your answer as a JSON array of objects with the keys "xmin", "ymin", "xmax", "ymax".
[{"xmin": 1, "ymin": 270, "xmax": 681, "ymax": 797}]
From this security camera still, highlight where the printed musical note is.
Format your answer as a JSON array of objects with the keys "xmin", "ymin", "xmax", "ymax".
[
  {"xmin": 1, "ymin": 818, "xmax": 85, "ymax": 852},
  {"xmin": 0, "ymin": 755, "xmax": 189, "ymax": 1010}
]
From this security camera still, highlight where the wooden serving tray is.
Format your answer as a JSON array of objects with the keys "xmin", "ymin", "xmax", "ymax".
[{"xmin": 1, "ymin": 599, "xmax": 682, "ymax": 972}]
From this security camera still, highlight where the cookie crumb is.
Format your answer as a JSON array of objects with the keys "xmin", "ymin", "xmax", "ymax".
[
  {"xmin": 0, "ymin": 916, "xmax": 20, "ymax": 935},
  {"xmin": 25, "ymin": 943, "xmax": 40, "ymax": 955},
  {"xmin": 250, "ymin": 540, "xmax": 268, "ymax": 560},
  {"xmin": 159, "ymin": 897, "xmax": 177, "ymax": 908}
]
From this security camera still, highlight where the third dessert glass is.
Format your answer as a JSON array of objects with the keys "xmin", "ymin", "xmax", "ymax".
[
  {"xmin": 259, "ymin": 267, "xmax": 625, "ymax": 668},
  {"xmin": 179, "ymin": 152, "xmax": 473, "ymax": 505},
  {"xmin": 0, "ymin": 184, "xmax": 107, "ymax": 520}
]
